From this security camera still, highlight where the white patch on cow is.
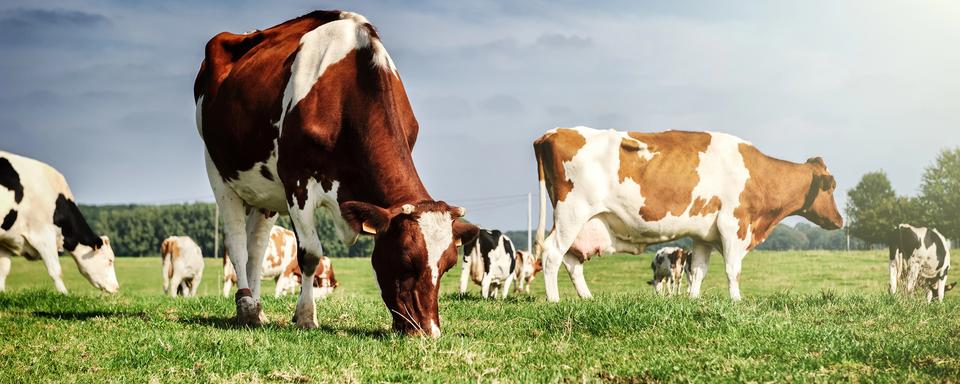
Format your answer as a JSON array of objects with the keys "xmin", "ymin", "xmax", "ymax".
[
  {"xmin": 194, "ymin": 95, "xmax": 204, "ymax": 136},
  {"xmin": 227, "ymin": 149, "xmax": 285, "ymax": 212},
  {"xmin": 417, "ymin": 211, "xmax": 453, "ymax": 286},
  {"xmin": 277, "ymin": 12, "xmax": 397, "ymax": 135},
  {"xmin": 427, "ymin": 319, "xmax": 441, "ymax": 338},
  {"xmin": 339, "ymin": 11, "xmax": 396, "ymax": 72}
]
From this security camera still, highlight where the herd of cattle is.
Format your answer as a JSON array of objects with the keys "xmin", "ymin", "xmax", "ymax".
[{"xmin": 0, "ymin": 10, "xmax": 954, "ymax": 337}]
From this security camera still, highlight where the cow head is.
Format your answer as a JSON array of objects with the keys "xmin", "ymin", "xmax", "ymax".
[
  {"xmin": 799, "ymin": 157, "xmax": 844, "ymax": 230},
  {"xmin": 340, "ymin": 200, "xmax": 479, "ymax": 337},
  {"xmin": 71, "ymin": 236, "xmax": 120, "ymax": 293}
]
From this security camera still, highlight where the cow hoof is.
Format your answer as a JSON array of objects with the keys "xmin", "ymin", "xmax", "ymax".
[{"xmin": 236, "ymin": 296, "xmax": 263, "ymax": 326}]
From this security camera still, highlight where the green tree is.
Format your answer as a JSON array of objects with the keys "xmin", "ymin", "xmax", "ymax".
[
  {"xmin": 918, "ymin": 148, "xmax": 960, "ymax": 242},
  {"xmin": 845, "ymin": 171, "xmax": 913, "ymax": 246}
]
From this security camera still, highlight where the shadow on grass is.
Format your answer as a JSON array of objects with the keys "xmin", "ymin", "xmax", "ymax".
[
  {"xmin": 32, "ymin": 310, "xmax": 149, "ymax": 321},
  {"xmin": 177, "ymin": 315, "xmax": 392, "ymax": 338}
]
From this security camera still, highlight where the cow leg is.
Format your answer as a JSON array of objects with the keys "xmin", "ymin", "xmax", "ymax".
[
  {"xmin": 0, "ymin": 249, "xmax": 11, "ymax": 291},
  {"xmin": 244, "ymin": 210, "xmax": 277, "ymax": 324},
  {"xmin": 206, "ymin": 154, "xmax": 257, "ymax": 324},
  {"xmin": 687, "ymin": 241, "xmax": 712, "ymax": 298},
  {"xmin": 936, "ymin": 277, "xmax": 947, "ymax": 302},
  {"xmin": 721, "ymin": 247, "xmax": 747, "ymax": 302},
  {"xmin": 480, "ymin": 274, "xmax": 492, "ymax": 299},
  {"xmin": 32, "ymin": 235, "xmax": 67, "ymax": 294},
  {"xmin": 222, "ymin": 277, "xmax": 233, "ymax": 298},
  {"xmin": 168, "ymin": 273, "xmax": 183, "ymax": 298},
  {"xmin": 191, "ymin": 271, "xmax": 202, "ymax": 297},
  {"xmin": 502, "ymin": 273, "xmax": 515, "ymax": 299},
  {"xmin": 563, "ymin": 252, "xmax": 593, "ymax": 299},
  {"xmin": 288, "ymin": 205, "xmax": 324, "ymax": 329},
  {"xmin": 541, "ymin": 222, "xmax": 584, "ymax": 302},
  {"xmin": 653, "ymin": 277, "xmax": 663, "ymax": 295},
  {"xmin": 459, "ymin": 258, "xmax": 470, "ymax": 294},
  {"xmin": 888, "ymin": 257, "xmax": 899, "ymax": 295}
]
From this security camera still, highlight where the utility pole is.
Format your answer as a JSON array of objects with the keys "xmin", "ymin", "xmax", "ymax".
[{"xmin": 527, "ymin": 192, "xmax": 532, "ymax": 253}]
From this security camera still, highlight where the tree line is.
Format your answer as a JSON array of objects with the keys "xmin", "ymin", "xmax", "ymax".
[
  {"xmin": 80, "ymin": 147, "xmax": 958, "ymax": 258},
  {"xmin": 79, "ymin": 203, "xmax": 374, "ymax": 257},
  {"xmin": 845, "ymin": 148, "xmax": 960, "ymax": 246}
]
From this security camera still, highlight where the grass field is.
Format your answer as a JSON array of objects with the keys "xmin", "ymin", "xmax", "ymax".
[{"xmin": 2, "ymin": 250, "xmax": 959, "ymax": 382}]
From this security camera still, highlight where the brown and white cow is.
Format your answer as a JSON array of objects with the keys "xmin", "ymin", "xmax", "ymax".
[
  {"xmin": 161, "ymin": 236, "xmax": 204, "ymax": 297},
  {"xmin": 222, "ymin": 225, "xmax": 297, "ymax": 297},
  {"xmin": 276, "ymin": 255, "xmax": 339, "ymax": 298},
  {"xmin": 195, "ymin": 10, "xmax": 479, "ymax": 335},
  {"xmin": 534, "ymin": 127, "xmax": 843, "ymax": 302},
  {"xmin": 0, "ymin": 151, "xmax": 119, "ymax": 293},
  {"xmin": 514, "ymin": 250, "xmax": 542, "ymax": 294}
]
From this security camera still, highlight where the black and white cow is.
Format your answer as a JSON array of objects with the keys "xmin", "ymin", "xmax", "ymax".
[
  {"xmin": 0, "ymin": 151, "xmax": 119, "ymax": 293},
  {"xmin": 649, "ymin": 247, "xmax": 691, "ymax": 296},
  {"xmin": 459, "ymin": 229, "xmax": 517, "ymax": 299},
  {"xmin": 888, "ymin": 224, "xmax": 955, "ymax": 302}
]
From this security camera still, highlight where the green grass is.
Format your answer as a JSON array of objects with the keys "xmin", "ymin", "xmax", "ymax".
[{"xmin": 2, "ymin": 250, "xmax": 959, "ymax": 383}]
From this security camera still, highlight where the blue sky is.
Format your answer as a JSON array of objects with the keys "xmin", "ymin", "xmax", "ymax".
[{"xmin": 2, "ymin": 1, "xmax": 959, "ymax": 231}]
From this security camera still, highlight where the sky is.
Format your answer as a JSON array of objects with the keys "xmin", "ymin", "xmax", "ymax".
[{"xmin": 1, "ymin": 1, "xmax": 959, "ymax": 231}]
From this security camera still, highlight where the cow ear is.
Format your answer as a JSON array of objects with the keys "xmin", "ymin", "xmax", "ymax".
[
  {"xmin": 340, "ymin": 201, "xmax": 394, "ymax": 235},
  {"xmin": 453, "ymin": 220, "xmax": 479, "ymax": 247},
  {"xmin": 947, "ymin": 282, "xmax": 957, "ymax": 292}
]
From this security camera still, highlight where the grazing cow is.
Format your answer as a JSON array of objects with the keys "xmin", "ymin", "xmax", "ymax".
[
  {"xmin": 459, "ymin": 229, "xmax": 517, "ymax": 298},
  {"xmin": 222, "ymin": 225, "xmax": 298, "ymax": 297},
  {"xmin": 195, "ymin": 10, "xmax": 479, "ymax": 335},
  {"xmin": 0, "ymin": 151, "xmax": 119, "ymax": 293},
  {"xmin": 514, "ymin": 250, "xmax": 542, "ymax": 294},
  {"xmin": 534, "ymin": 127, "xmax": 843, "ymax": 302},
  {"xmin": 649, "ymin": 247, "xmax": 690, "ymax": 296},
  {"xmin": 161, "ymin": 236, "xmax": 204, "ymax": 297},
  {"xmin": 276, "ymin": 255, "xmax": 339, "ymax": 298},
  {"xmin": 888, "ymin": 224, "xmax": 955, "ymax": 302}
]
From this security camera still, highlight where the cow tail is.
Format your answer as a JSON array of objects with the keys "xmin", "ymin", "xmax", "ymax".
[
  {"xmin": 161, "ymin": 240, "xmax": 174, "ymax": 279},
  {"xmin": 534, "ymin": 141, "xmax": 548, "ymax": 261}
]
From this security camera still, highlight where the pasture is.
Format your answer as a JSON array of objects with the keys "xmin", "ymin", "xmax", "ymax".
[{"xmin": 2, "ymin": 250, "xmax": 959, "ymax": 382}]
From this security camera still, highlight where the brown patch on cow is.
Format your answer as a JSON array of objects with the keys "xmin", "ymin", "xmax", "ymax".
[
  {"xmin": 618, "ymin": 131, "xmax": 712, "ymax": 221},
  {"xmin": 733, "ymin": 143, "xmax": 824, "ymax": 249},
  {"xmin": 534, "ymin": 128, "xmax": 587, "ymax": 205},
  {"xmin": 688, "ymin": 196, "xmax": 721, "ymax": 216},
  {"xmin": 268, "ymin": 228, "xmax": 292, "ymax": 269}
]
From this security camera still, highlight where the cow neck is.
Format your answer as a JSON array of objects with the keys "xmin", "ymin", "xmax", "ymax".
[
  {"xmin": 349, "ymin": 68, "xmax": 431, "ymax": 207},
  {"xmin": 748, "ymin": 158, "xmax": 814, "ymax": 240}
]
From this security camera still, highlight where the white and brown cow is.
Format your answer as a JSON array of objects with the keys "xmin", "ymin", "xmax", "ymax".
[
  {"xmin": 161, "ymin": 236, "xmax": 204, "ymax": 297},
  {"xmin": 534, "ymin": 127, "xmax": 843, "ymax": 302},
  {"xmin": 888, "ymin": 224, "xmax": 955, "ymax": 302},
  {"xmin": 514, "ymin": 250, "xmax": 542, "ymax": 294},
  {"xmin": 649, "ymin": 246, "xmax": 690, "ymax": 296},
  {"xmin": 196, "ymin": 10, "xmax": 479, "ymax": 335},
  {"xmin": 222, "ymin": 225, "xmax": 297, "ymax": 297},
  {"xmin": 459, "ymin": 229, "xmax": 517, "ymax": 299},
  {"xmin": 0, "ymin": 151, "xmax": 119, "ymax": 293},
  {"xmin": 276, "ymin": 255, "xmax": 339, "ymax": 298}
]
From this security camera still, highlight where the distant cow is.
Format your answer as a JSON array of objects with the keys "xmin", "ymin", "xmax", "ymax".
[
  {"xmin": 161, "ymin": 236, "xmax": 204, "ymax": 297},
  {"xmin": 222, "ymin": 225, "xmax": 297, "ymax": 297},
  {"xmin": 459, "ymin": 229, "xmax": 517, "ymax": 298},
  {"xmin": 0, "ymin": 151, "xmax": 119, "ymax": 293},
  {"xmin": 276, "ymin": 255, "xmax": 339, "ymax": 298},
  {"xmin": 534, "ymin": 127, "xmax": 843, "ymax": 302},
  {"xmin": 196, "ymin": 10, "xmax": 479, "ymax": 335},
  {"xmin": 514, "ymin": 250, "xmax": 541, "ymax": 294},
  {"xmin": 649, "ymin": 247, "xmax": 690, "ymax": 296},
  {"xmin": 888, "ymin": 224, "xmax": 955, "ymax": 302}
]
